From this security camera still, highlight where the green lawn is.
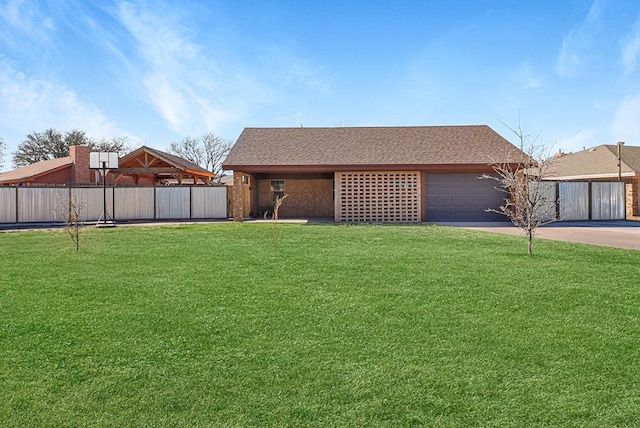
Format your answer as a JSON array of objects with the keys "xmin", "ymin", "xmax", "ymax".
[{"xmin": 1, "ymin": 223, "xmax": 640, "ymax": 427}]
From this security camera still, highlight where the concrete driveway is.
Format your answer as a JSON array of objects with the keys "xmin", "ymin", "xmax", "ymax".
[{"xmin": 435, "ymin": 221, "xmax": 640, "ymax": 251}]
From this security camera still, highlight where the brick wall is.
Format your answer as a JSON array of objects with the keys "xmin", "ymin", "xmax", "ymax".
[
  {"xmin": 257, "ymin": 177, "xmax": 334, "ymax": 218},
  {"xmin": 232, "ymin": 171, "xmax": 245, "ymax": 221},
  {"xmin": 625, "ymin": 178, "xmax": 639, "ymax": 220},
  {"xmin": 69, "ymin": 145, "xmax": 91, "ymax": 184}
]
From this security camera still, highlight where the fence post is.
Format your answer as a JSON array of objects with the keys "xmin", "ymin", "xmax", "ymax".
[
  {"xmin": 190, "ymin": 186, "xmax": 193, "ymax": 219},
  {"xmin": 555, "ymin": 181, "xmax": 560, "ymax": 221},
  {"xmin": 15, "ymin": 187, "xmax": 20, "ymax": 223}
]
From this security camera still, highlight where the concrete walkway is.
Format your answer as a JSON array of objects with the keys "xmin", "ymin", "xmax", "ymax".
[{"xmin": 435, "ymin": 221, "xmax": 640, "ymax": 251}]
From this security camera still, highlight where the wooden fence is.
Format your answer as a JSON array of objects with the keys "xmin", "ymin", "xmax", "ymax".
[{"xmin": 0, "ymin": 186, "xmax": 228, "ymax": 223}]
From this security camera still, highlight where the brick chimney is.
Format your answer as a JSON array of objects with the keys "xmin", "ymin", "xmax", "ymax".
[{"xmin": 70, "ymin": 145, "xmax": 91, "ymax": 184}]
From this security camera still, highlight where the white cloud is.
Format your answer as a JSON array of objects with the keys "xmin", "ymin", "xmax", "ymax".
[
  {"xmin": 556, "ymin": 35, "xmax": 581, "ymax": 78},
  {"xmin": 142, "ymin": 72, "xmax": 190, "ymax": 132},
  {"xmin": 515, "ymin": 63, "xmax": 543, "ymax": 89},
  {"xmin": 557, "ymin": 129, "xmax": 598, "ymax": 152},
  {"xmin": 621, "ymin": 20, "xmax": 640, "ymax": 76},
  {"xmin": 116, "ymin": 1, "xmax": 264, "ymax": 135},
  {"xmin": 613, "ymin": 94, "xmax": 640, "ymax": 144},
  {"xmin": 0, "ymin": 0, "xmax": 57, "ymax": 47},
  {"xmin": 555, "ymin": 0, "xmax": 606, "ymax": 78},
  {"xmin": 0, "ymin": 57, "xmax": 131, "ymax": 146},
  {"xmin": 115, "ymin": 1, "xmax": 328, "ymax": 135}
]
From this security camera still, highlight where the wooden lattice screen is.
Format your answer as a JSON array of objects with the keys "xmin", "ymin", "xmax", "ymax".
[{"xmin": 335, "ymin": 171, "xmax": 421, "ymax": 222}]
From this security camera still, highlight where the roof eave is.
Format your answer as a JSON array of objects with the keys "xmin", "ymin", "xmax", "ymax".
[
  {"xmin": 542, "ymin": 172, "xmax": 639, "ymax": 181},
  {"xmin": 222, "ymin": 163, "xmax": 517, "ymax": 174}
]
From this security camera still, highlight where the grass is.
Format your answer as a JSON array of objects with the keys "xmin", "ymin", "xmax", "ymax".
[{"xmin": 1, "ymin": 223, "xmax": 640, "ymax": 427}]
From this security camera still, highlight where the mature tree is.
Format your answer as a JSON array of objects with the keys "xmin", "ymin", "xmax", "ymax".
[
  {"xmin": 65, "ymin": 129, "xmax": 91, "ymax": 147},
  {"xmin": 169, "ymin": 132, "xmax": 232, "ymax": 178},
  {"xmin": 91, "ymin": 136, "xmax": 131, "ymax": 154},
  {"xmin": 481, "ymin": 120, "xmax": 556, "ymax": 256},
  {"xmin": 12, "ymin": 128, "xmax": 131, "ymax": 167},
  {"xmin": 13, "ymin": 128, "xmax": 87, "ymax": 166}
]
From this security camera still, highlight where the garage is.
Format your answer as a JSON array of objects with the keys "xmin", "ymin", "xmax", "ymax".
[
  {"xmin": 224, "ymin": 126, "xmax": 526, "ymax": 222},
  {"xmin": 425, "ymin": 173, "xmax": 506, "ymax": 222}
]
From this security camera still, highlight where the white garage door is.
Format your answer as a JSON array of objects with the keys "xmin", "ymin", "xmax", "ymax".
[{"xmin": 425, "ymin": 173, "xmax": 506, "ymax": 222}]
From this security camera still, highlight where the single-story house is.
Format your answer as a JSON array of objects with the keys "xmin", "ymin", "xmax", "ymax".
[
  {"xmin": 0, "ymin": 145, "xmax": 217, "ymax": 187},
  {"xmin": 545, "ymin": 143, "xmax": 640, "ymax": 220},
  {"xmin": 222, "ymin": 125, "xmax": 526, "ymax": 222},
  {"xmin": 0, "ymin": 145, "xmax": 93, "ymax": 186}
]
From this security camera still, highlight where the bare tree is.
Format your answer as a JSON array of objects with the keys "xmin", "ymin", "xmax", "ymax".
[
  {"xmin": 202, "ymin": 133, "xmax": 233, "ymax": 177},
  {"xmin": 264, "ymin": 194, "xmax": 288, "ymax": 254},
  {"xmin": 169, "ymin": 133, "xmax": 232, "ymax": 179},
  {"xmin": 481, "ymin": 120, "xmax": 556, "ymax": 256},
  {"xmin": 54, "ymin": 195, "xmax": 86, "ymax": 252},
  {"xmin": 169, "ymin": 136, "xmax": 204, "ymax": 166}
]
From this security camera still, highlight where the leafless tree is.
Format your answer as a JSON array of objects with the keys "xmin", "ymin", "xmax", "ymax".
[
  {"xmin": 481, "ymin": 120, "xmax": 556, "ymax": 256},
  {"xmin": 169, "ymin": 133, "xmax": 232, "ymax": 180},
  {"xmin": 54, "ymin": 195, "xmax": 86, "ymax": 252},
  {"xmin": 264, "ymin": 194, "xmax": 288, "ymax": 254}
]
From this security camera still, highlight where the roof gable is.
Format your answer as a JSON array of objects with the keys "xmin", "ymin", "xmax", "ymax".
[
  {"xmin": 114, "ymin": 146, "xmax": 216, "ymax": 185},
  {"xmin": 223, "ymin": 125, "xmax": 524, "ymax": 171},
  {"xmin": 118, "ymin": 146, "xmax": 213, "ymax": 174}
]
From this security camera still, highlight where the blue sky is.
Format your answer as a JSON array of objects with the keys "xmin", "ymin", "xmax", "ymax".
[{"xmin": 1, "ymin": 0, "xmax": 640, "ymax": 169}]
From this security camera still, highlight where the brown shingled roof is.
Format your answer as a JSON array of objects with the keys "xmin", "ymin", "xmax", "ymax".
[
  {"xmin": 0, "ymin": 157, "xmax": 73, "ymax": 184},
  {"xmin": 223, "ymin": 125, "xmax": 524, "ymax": 171},
  {"xmin": 547, "ymin": 144, "xmax": 640, "ymax": 179}
]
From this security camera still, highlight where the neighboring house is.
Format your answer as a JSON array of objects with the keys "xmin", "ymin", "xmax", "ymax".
[
  {"xmin": 222, "ymin": 125, "xmax": 525, "ymax": 222},
  {"xmin": 545, "ymin": 143, "xmax": 640, "ymax": 220},
  {"xmin": 0, "ymin": 145, "xmax": 218, "ymax": 187},
  {"xmin": 0, "ymin": 145, "xmax": 92, "ymax": 186}
]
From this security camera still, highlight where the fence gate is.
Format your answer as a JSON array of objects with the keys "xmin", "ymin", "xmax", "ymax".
[{"xmin": 557, "ymin": 181, "xmax": 625, "ymax": 221}]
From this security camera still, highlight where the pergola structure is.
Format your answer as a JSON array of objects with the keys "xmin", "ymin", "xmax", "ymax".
[{"xmin": 112, "ymin": 146, "xmax": 217, "ymax": 185}]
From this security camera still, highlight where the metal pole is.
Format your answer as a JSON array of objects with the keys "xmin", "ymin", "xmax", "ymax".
[
  {"xmin": 618, "ymin": 141, "xmax": 625, "ymax": 181},
  {"xmin": 102, "ymin": 161, "xmax": 107, "ymax": 225}
]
